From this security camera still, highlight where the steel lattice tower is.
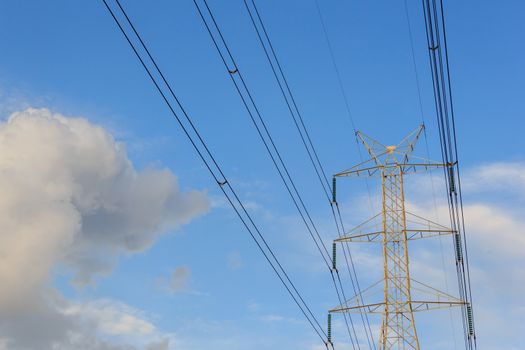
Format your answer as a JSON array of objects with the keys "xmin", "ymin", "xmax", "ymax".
[{"xmin": 328, "ymin": 126, "xmax": 467, "ymax": 349}]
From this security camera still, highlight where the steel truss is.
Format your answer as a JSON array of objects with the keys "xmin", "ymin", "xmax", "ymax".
[{"xmin": 329, "ymin": 126, "xmax": 466, "ymax": 350}]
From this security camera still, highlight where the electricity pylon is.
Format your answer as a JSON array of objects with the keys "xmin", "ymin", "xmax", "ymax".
[{"xmin": 328, "ymin": 125, "xmax": 466, "ymax": 349}]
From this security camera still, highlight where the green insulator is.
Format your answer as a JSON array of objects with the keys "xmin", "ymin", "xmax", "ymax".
[
  {"xmin": 327, "ymin": 313, "xmax": 332, "ymax": 342},
  {"xmin": 467, "ymin": 305, "xmax": 474, "ymax": 335},
  {"xmin": 332, "ymin": 177, "xmax": 337, "ymax": 203},
  {"xmin": 332, "ymin": 243, "xmax": 337, "ymax": 270},
  {"xmin": 455, "ymin": 234, "xmax": 463, "ymax": 262},
  {"xmin": 449, "ymin": 167, "xmax": 456, "ymax": 193}
]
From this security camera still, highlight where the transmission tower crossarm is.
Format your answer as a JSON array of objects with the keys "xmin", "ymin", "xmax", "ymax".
[
  {"xmin": 335, "ymin": 209, "xmax": 455, "ymax": 243},
  {"xmin": 404, "ymin": 228, "xmax": 455, "ymax": 240},
  {"xmin": 334, "ymin": 230, "xmax": 384, "ymax": 243},
  {"xmin": 330, "ymin": 276, "xmax": 466, "ymax": 314},
  {"xmin": 330, "ymin": 300, "xmax": 466, "ymax": 314},
  {"xmin": 330, "ymin": 302, "xmax": 385, "ymax": 314},
  {"xmin": 334, "ymin": 161, "xmax": 454, "ymax": 178},
  {"xmin": 335, "ymin": 228, "xmax": 454, "ymax": 243}
]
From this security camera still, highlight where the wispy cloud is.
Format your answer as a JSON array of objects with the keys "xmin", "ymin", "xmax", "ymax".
[
  {"xmin": 158, "ymin": 266, "xmax": 191, "ymax": 294},
  {"xmin": 462, "ymin": 161, "xmax": 525, "ymax": 196},
  {"xmin": 227, "ymin": 251, "xmax": 244, "ymax": 270}
]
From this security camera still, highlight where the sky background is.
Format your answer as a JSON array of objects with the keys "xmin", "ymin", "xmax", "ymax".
[{"xmin": 0, "ymin": 0, "xmax": 524, "ymax": 349}]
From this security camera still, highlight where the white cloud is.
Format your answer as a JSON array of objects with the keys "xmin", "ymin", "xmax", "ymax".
[
  {"xmin": 0, "ymin": 108, "xmax": 209, "ymax": 349},
  {"xmin": 60, "ymin": 299, "xmax": 173, "ymax": 349},
  {"xmin": 463, "ymin": 161, "xmax": 525, "ymax": 196},
  {"xmin": 463, "ymin": 203, "xmax": 525, "ymax": 258},
  {"xmin": 0, "ymin": 290, "xmax": 175, "ymax": 350},
  {"xmin": 64, "ymin": 300, "xmax": 156, "ymax": 337}
]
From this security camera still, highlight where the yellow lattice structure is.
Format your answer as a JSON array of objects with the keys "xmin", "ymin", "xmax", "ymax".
[{"xmin": 329, "ymin": 126, "xmax": 466, "ymax": 349}]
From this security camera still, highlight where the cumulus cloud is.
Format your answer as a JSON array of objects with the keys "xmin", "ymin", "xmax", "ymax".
[
  {"xmin": 0, "ymin": 108, "xmax": 209, "ymax": 349},
  {"xmin": 61, "ymin": 299, "xmax": 172, "ymax": 348},
  {"xmin": 0, "ymin": 294, "xmax": 173, "ymax": 350}
]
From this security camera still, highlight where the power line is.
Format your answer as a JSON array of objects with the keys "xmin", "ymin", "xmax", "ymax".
[
  {"xmin": 403, "ymin": 1, "xmax": 459, "ymax": 348},
  {"xmin": 191, "ymin": 0, "xmax": 368, "ymax": 347},
  {"xmin": 192, "ymin": 0, "xmax": 334, "ymax": 272},
  {"xmin": 101, "ymin": 0, "xmax": 328, "ymax": 343},
  {"xmin": 312, "ymin": 2, "xmax": 385, "ymax": 348},
  {"xmin": 243, "ymin": 0, "xmax": 332, "ymax": 201},
  {"xmin": 420, "ymin": 0, "xmax": 477, "ymax": 348},
  {"xmin": 313, "ymin": 0, "xmax": 375, "ymax": 212},
  {"xmin": 422, "ymin": 7, "xmax": 470, "ymax": 348},
  {"xmin": 241, "ymin": 1, "xmax": 378, "ymax": 348}
]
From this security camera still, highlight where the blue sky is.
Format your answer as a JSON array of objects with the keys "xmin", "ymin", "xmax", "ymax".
[{"xmin": 0, "ymin": 1, "xmax": 523, "ymax": 349}]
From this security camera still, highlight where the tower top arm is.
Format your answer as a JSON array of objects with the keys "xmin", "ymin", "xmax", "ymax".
[{"xmin": 335, "ymin": 125, "xmax": 453, "ymax": 177}]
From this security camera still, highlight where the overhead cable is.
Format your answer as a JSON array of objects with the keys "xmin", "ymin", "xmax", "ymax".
[{"xmin": 101, "ymin": 0, "xmax": 328, "ymax": 343}]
